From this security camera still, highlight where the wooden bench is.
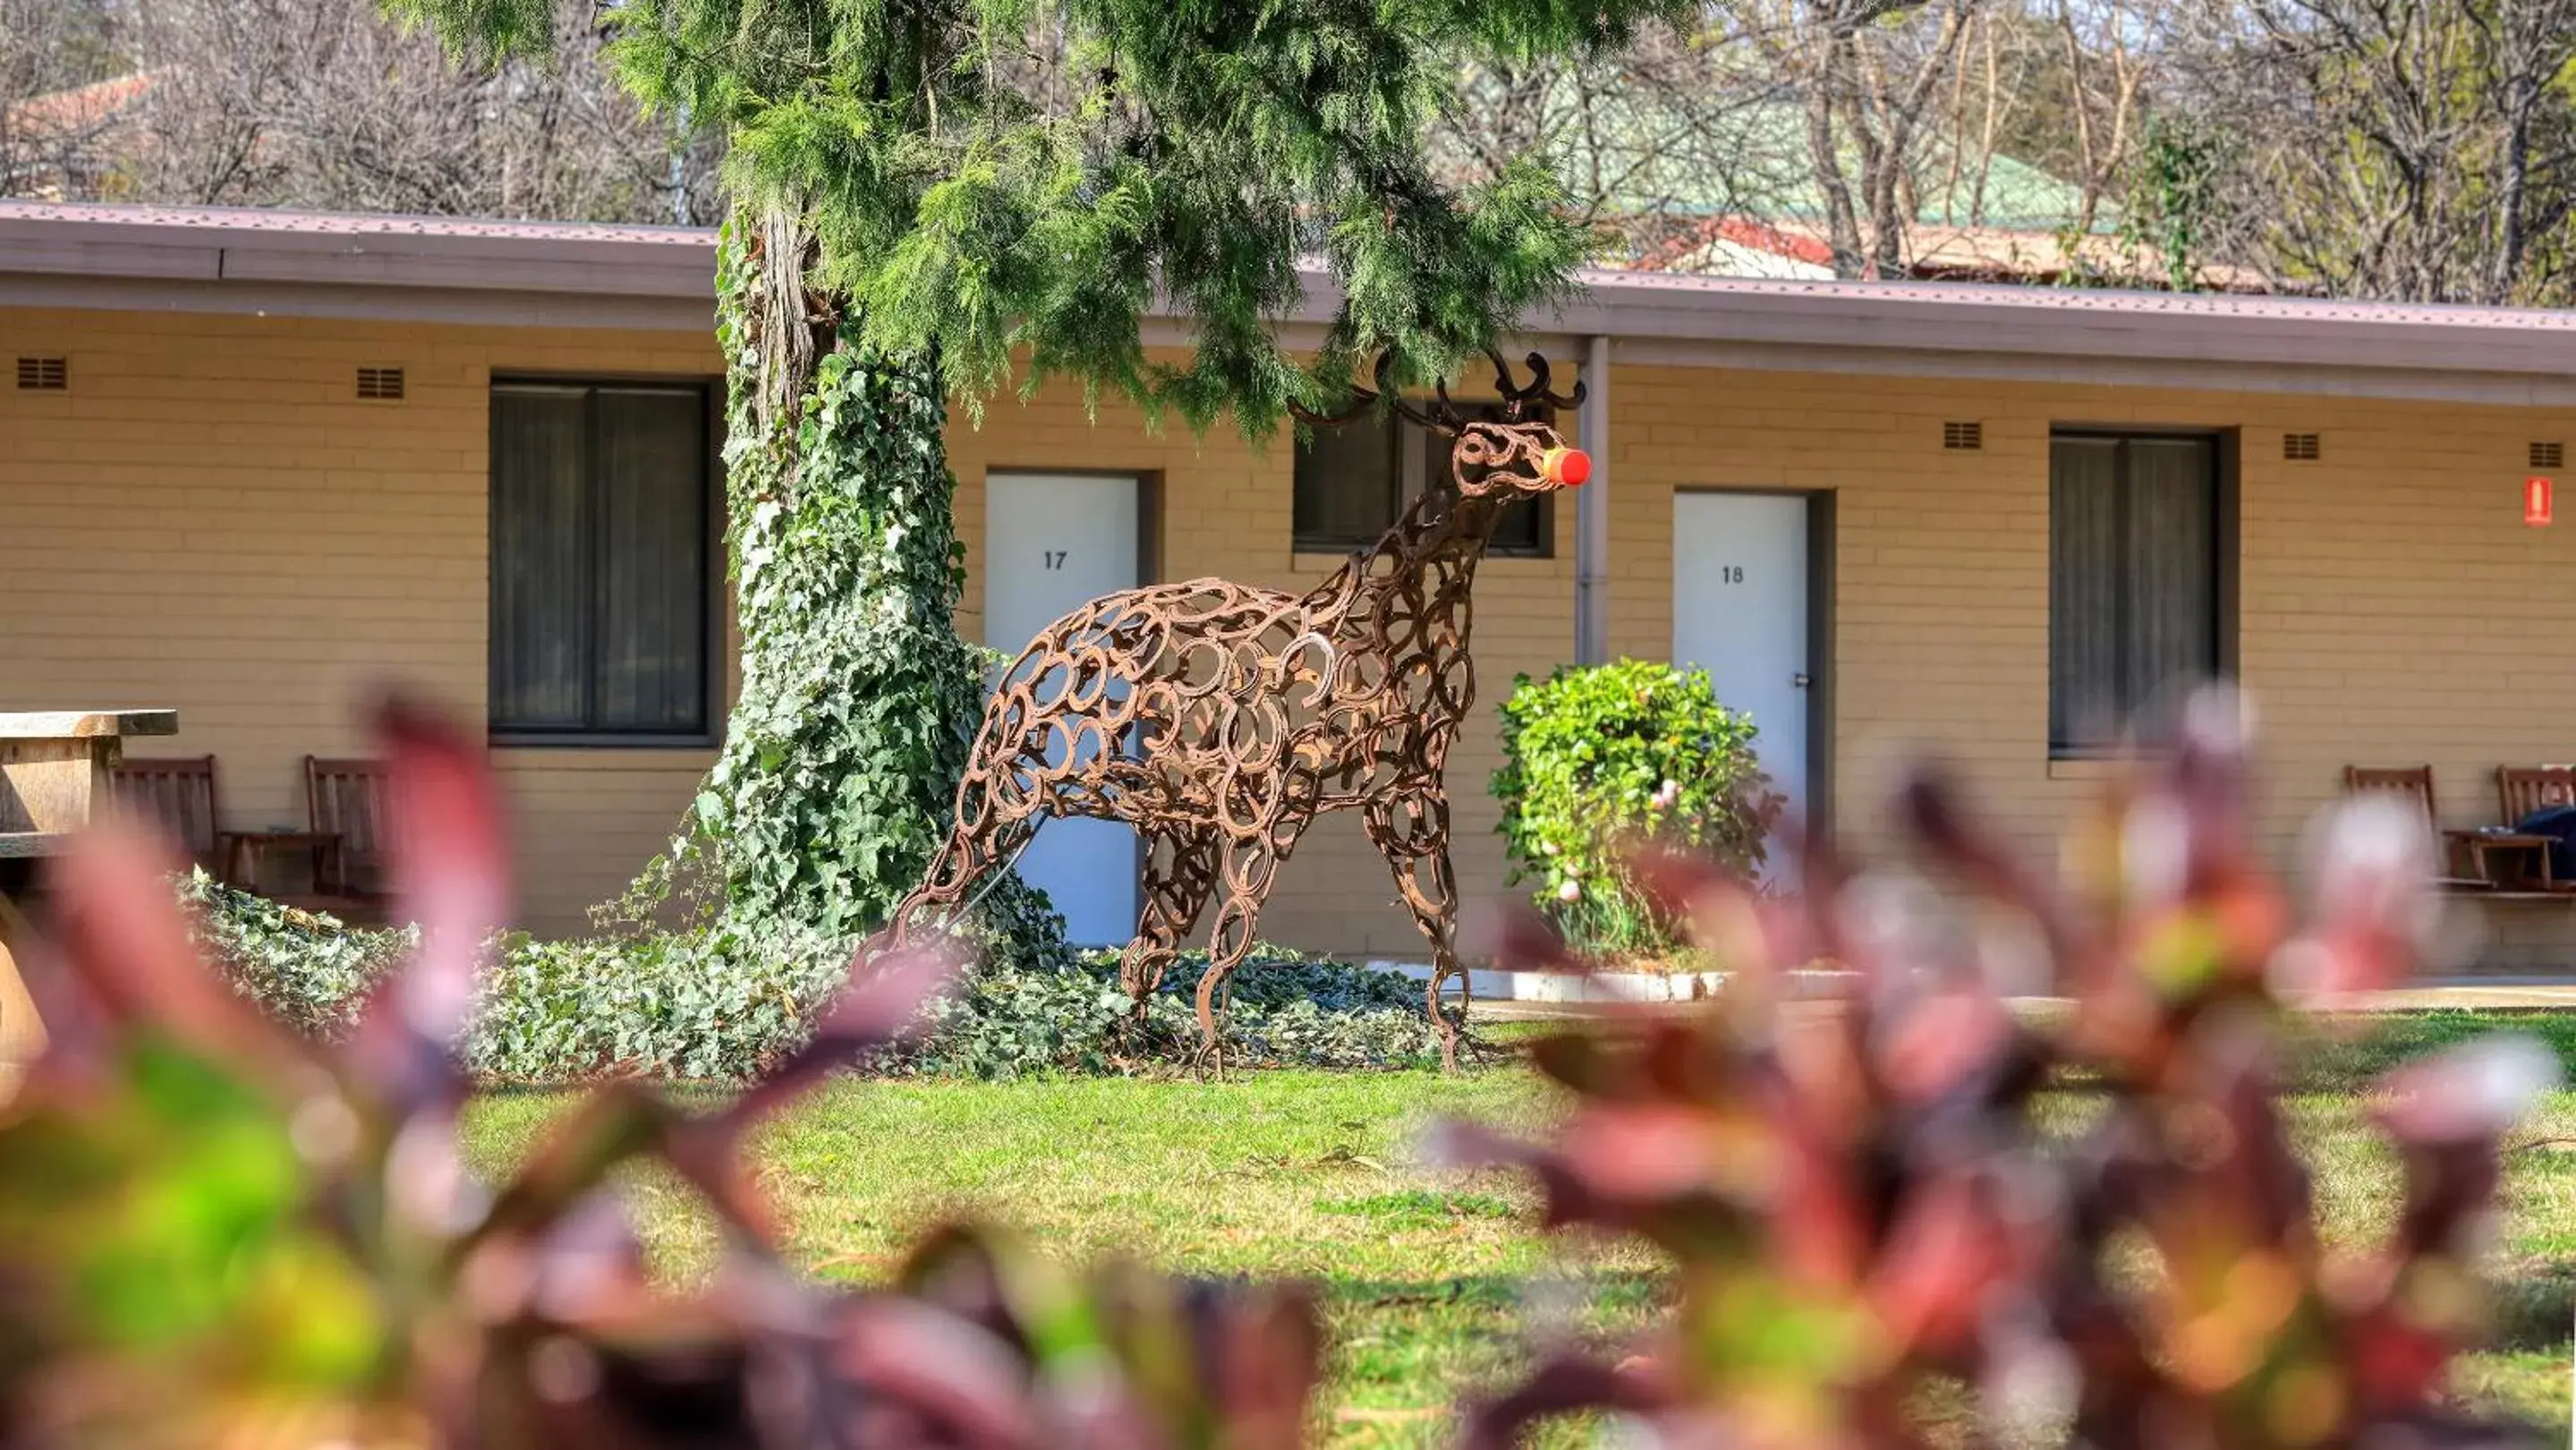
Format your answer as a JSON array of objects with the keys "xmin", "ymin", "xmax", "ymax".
[
  {"xmin": 106, "ymin": 754, "xmax": 390, "ymax": 919},
  {"xmin": 2344, "ymin": 764, "xmax": 2576, "ymax": 896},
  {"xmin": 2485, "ymin": 766, "xmax": 2576, "ymax": 898},
  {"xmin": 109, "ymin": 755, "xmax": 345, "ymax": 899},
  {"xmin": 2343, "ymin": 765, "xmax": 2513, "ymax": 891}
]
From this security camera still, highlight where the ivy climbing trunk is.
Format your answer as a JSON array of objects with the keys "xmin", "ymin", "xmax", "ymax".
[{"xmin": 672, "ymin": 207, "xmax": 1063, "ymax": 961}]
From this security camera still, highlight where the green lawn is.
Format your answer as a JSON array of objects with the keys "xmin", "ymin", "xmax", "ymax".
[{"xmin": 461, "ymin": 1014, "xmax": 2576, "ymax": 1446}]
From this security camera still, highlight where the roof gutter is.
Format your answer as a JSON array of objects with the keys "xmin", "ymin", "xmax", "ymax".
[{"xmin": 0, "ymin": 201, "xmax": 719, "ymax": 331}]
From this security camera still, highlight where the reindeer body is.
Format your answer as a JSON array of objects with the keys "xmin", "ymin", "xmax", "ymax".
[{"xmin": 892, "ymin": 401, "xmax": 1585, "ymax": 1067}]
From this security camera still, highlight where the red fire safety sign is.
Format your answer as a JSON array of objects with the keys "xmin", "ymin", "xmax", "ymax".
[{"xmin": 2528, "ymin": 475, "xmax": 2555, "ymax": 527}]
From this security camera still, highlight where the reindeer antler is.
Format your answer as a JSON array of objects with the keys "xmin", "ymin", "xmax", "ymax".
[
  {"xmin": 1290, "ymin": 349, "xmax": 1582, "ymax": 435},
  {"xmin": 1486, "ymin": 349, "xmax": 1586, "ymax": 422}
]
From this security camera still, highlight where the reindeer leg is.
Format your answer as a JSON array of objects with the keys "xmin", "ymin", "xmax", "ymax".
[
  {"xmin": 1365, "ymin": 792, "xmax": 1469, "ymax": 1071},
  {"xmin": 1197, "ymin": 823, "xmax": 1302, "ymax": 1074},
  {"xmin": 1121, "ymin": 826, "xmax": 1217, "ymax": 1009}
]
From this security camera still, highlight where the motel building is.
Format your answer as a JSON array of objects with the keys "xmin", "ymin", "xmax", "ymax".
[{"xmin": 5, "ymin": 200, "xmax": 2576, "ymax": 971}]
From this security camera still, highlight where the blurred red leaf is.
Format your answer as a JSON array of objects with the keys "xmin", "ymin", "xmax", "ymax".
[
  {"xmin": 42, "ymin": 824, "xmax": 293, "ymax": 1075},
  {"xmin": 349, "ymin": 695, "xmax": 511, "ymax": 1119}
]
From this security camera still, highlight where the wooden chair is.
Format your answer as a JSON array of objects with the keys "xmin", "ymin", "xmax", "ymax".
[
  {"xmin": 2497, "ymin": 765, "xmax": 2576, "ymax": 825},
  {"xmin": 2342, "ymin": 764, "xmax": 2445, "ymax": 817},
  {"xmin": 305, "ymin": 756, "xmax": 389, "ymax": 906},
  {"xmin": 106, "ymin": 755, "xmax": 223, "ymax": 869}
]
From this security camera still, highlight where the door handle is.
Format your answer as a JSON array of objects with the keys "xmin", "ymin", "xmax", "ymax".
[{"xmin": 1792, "ymin": 673, "xmax": 1811, "ymax": 688}]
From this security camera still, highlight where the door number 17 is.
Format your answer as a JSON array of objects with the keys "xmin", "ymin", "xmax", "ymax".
[{"xmin": 1042, "ymin": 550, "xmax": 1069, "ymax": 570}]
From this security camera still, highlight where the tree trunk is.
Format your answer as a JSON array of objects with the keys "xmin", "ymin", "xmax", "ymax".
[
  {"xmin": 649, "ymin": 202, "xmax": 1064, "ymax": 962},
  {"xmin": 1805, "ymin": 38, "xmax": 1867, "ymax": 277}
]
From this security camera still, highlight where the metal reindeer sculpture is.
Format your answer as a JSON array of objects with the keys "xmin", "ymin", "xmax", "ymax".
[{"xmin": 891, "ymin": 352, "xmax": 1591, "ymax": 1067}]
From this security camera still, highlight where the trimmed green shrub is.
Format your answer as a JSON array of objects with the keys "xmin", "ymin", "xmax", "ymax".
[
  {"xmin": 178, "ymin": 873, "xmax": 1442, "ymax": 1082},
  {"xmin": 1491, "ymin": 658, "xmax": 1780, "ymax": 955}
]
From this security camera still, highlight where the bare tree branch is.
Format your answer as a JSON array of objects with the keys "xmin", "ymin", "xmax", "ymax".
[{"xmin": 5, "ymin": 0, "xmax": 722, "ymax": 226}]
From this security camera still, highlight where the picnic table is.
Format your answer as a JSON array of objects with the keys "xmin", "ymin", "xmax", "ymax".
[{"xmin": 0, "ymin": 708, "xmax": 180, "ymax": 1094}]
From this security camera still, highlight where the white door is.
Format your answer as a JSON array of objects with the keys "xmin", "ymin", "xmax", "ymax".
[
  {"xmin": 1672, "ymin": 492, "xmax": 1812, "ymax": 849},
  {"xmin": 985, "ymin": 473, "xmax": 1143, "ymax": 945}
]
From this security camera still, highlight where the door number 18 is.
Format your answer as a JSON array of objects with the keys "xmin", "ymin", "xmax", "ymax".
[{"xmin": 1719, "ymin": 565, "xmax": 1745, "ymax": 584}]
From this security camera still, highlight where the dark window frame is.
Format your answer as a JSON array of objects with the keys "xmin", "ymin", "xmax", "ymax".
[
  {"xmin": 2047, "ymin": 426, "xmax": 2239, "ymax": 757},
  {"xmin": 488, "ymin": 375, "xmax": 724, "ymax": 748},
  {"xmin": 1292, "ymin": 402, "xmax": 1555, "ymax": 558}
]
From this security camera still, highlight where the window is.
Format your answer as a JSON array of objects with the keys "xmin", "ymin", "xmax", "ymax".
[
  {"xmin": 2049, "ymin": 431, "xmax": 2228, "ymax": 755},
  {"xmin": 489, "ymin": 381, "xmax": 715, "ymax": 742},
  {"xmin": 1292, "ymin": 405, "xmax": 1551, "ymax": 556}
]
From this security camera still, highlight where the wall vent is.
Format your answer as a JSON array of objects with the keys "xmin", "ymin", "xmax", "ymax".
[
  {"xmin": 356, "ymin": 366, "xmax": 406, "ymax": 401},
  {"xmin": 2283, "ymin": 432, "xmax": 2322, "ymax": 462},
  {"xmin": 15, "ymin": 356, "xmax": 67, "ymax": 391},
  {"xmin": 1942, "ymin": 421, "xmax": 1983, "ymax": 451},
  {"xmin": 2531, "ymin": 440, "xmax": 2564, "ymax": 470}
]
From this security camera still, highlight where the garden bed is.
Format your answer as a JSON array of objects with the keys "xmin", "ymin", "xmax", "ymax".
[{"xmin": 179, "ymin": 871, "xmax": 1458, "ymax": 1081}]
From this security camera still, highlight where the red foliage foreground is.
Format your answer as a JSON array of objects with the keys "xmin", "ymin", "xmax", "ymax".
[
  {"xmin": 0, "ymin": 699, "xmax": 1316, "ymax": 1449},
  {"xmin": 0, "ymin": 691, "xmax": 2552, "ymax": 1448},
  {"xmin": 1442, "ymin": 693, "xmax": 2553, "ymax": 1449}
]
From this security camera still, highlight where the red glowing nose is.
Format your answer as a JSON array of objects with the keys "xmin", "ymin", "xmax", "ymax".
[{"xmin": 1542, "ymin": 447, "xmax": 1592, "ymax": 487}]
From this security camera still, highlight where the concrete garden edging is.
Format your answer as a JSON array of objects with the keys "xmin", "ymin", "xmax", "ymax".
[{"xmin": 1368, "ymin": 960, "xmax": 1858, "ymax": 1004}]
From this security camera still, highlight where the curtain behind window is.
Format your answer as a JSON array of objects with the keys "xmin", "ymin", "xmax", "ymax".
[
  {"xmin": 593, "ymin": 388, "xmax": 709, "ymax": 734},
  {"xmin": 491, "ymin": 388, "xmax": 591, "ymax": 730},
  {"xmin": 2123, "ymin": 438, "xmax": 2218, "ymax": 721},
  {"xmin": 2049, "ymin": 433, "xmax": 2220, "ymax": 753},
  {"xmin": 490, "ymin": 384, "xmax": 710, "ymax": 738}
]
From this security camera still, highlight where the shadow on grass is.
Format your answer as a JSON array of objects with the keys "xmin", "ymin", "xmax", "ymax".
[
  {"xmin": 1315, "ymin": 1269, "xmax": 1666, "ymax": 1314},
  {"xmin": 2493, "ymin": 1261, "xmax": 2576, "ymax": 1354}
]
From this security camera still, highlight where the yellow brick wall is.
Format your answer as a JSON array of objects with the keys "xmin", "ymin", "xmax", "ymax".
[
  {"xmin": 0, "ymin": 308, "xmax": 1573, "ymax": 952},
  {"xmin": 1610, "ymin": 363, "xmax": 2576, "ymax": 970},
  {"xmin": 7, "ymin": 303, "xmax": 2575, "ymax": 972},
  {"xmin": 0, "ymin": 306, "xmax": 725, "ymax": 931}
]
